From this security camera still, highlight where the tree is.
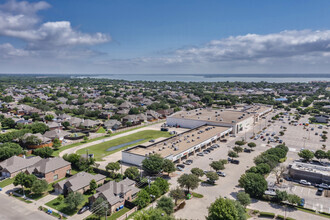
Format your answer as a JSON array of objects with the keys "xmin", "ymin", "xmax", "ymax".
[
  {"xmin": 191, "ymin": 167, "xmax": 204, "ymax": 177},
  {"xmin": 33, "ymin": 147, "xmax": 53, "ymax": 158},
  {"xmin": 275, "ymin": 190, "xmax": 288, "ymax": 202},
  {"xmin": 135, "ymin": 189, "xmax": 151, "ymax": 208},
  {"xmin": 235, "ymin": 141, "xmax": 245, "ymax": 146},
  {"xmin": 298, "ymin": 149, "xmax": 314, "ymax": 162},
  {"xmin": 23, "ymin": 174, "xmax": 37, "ymax": 188},
  {"xmin": 44, "ymin": 114, "xmax": 54, "ymax": 121},
  {"xmin": 287, "ymin": 194, "xmax": 301, "ymax": 205},
  {"xmin": 52, "ymin": 138, "xmax": 61, "ymax": 150},
  {"xmin": 124, "ymin": 166, "xmax": 140, "ymax": 180},
  {"xmin": 272, "ymin": 165, "xmax": 287, "ymax": 185},
  {"xmin": 13, "ymin": 172, "xmax": 27, "ymax": 192},
  {"xmin": 62, "ymin": 121, "xmax": 70, "ymax": 129},
  {"xmin": 156, "ymin": 196, "xmax": 174, "ymax": 215},
  {"xmin": 2, "ymin": 118, "xmax": 15, "ymax": 128},
  {"xmin": 207, "ymin": 197, "xmax": 246, "ymax": 220},
  {"xmin": 31, "ymin": 179, "xmax": 48, "ymax": 195},
  {"xmin": 142, "ymin": 154, "xmax": 164, "ymax": 175},
  {"xmin": 236, "ymin": 192, "xmax": 251, "ymax": 208},
  {"xmin": 228, "ymin": 150, "xmax": 238, "ymax": 159},
  {"xmin": 0, "ymin": 142, "xmax": 23, "ymax": 160},
  {"xmin": 129, "ymin": 108, "xmax": 139, "ymax": 115},
  {"xmin": 177, "ymin": 174, "xmax": 199, "ymax": 193},
  {"xmin": 210, "ymin": 161, "xmax": 225, "ymax": 171},
  {"xmin": 105, "ymin": 162, "xmax": 120, "ymax": 174},
  {"xmin": 233, "ymin": 146, "xmax": 243, "ymax": 154},
  {"xmin": 133, "ymin": 208, "xmax": 175, "ymax": 220},
  {"xmin": 65, "ymin": 192, "xmax": 84, "ymax": 210},
  {"xmin": 30, "ymin": 122, "xmax": 49, "ymax": 134},
  {"xmin": 145, "ymin": 184, "xmax": 161, "ymax": 199},
  {"xmin": 89, "ymin": 179, "xmax": 97, "ymax": 192},
  {"xmin": 83, "ymin": 136, "xmax": 88, "ymax": 142},
  {"xmin": 247, "ymin": 142, "xmax": 256, "ymax": 150},
  {"xmin": 153, "ymin": 177, "xmax": 170, "ymax": 194},
  {"xmin": 162, "ymin": 159, "xmax": 176, "ymax": 176},
  {"xmin": 206, "ymin": 171, "xmax": 219, "ymax": 184},
  {"xmin": 91, "ymin": 197, "xmax": 108, "ymax": 218},
  {"xmin": 315, "ymin": 150, "xmax": 326, "ymax": 162},
  {"xmin": 238, "ymin": 173, "xmax": 267, "ymax": 198},
  {"xmin": 322, "ymin": 135, "xmax": 328, "ymax": 142},
  {"xmin": 169, "ymin": 187, "xmax": 185, "ymax": 205},
  {"xmin": 23, "ymin": 135, "xmax": 42, "ymax": 146}
]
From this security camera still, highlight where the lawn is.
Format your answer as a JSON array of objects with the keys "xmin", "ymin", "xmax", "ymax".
[
  {"xmin": 15, "ymin": 188, "xmax": 46, "ymax": 200},
  {"xmin": 52, "ymin": 124, "xmax": 154, "ymax": 157},
  {"xmin": 0, "ymin": 178, "xmax": 14, "ymax": 188},
  {"xmin": 96, "ymin": 127, "xmax": 106, "ymax": 133},
  {"xmin": 12, "ymin": 194, "xmax": 33, "ymax": 203},
  {"xmin": 46, "ymin": 193, "xmax": 90, "ymax": 216},
  {"xmin": 76, "ymin": 130, "xmax": 172, "ymax": 161},
  {"xmin": 86, "ymin": 207, "xmax": 130, "ymax": 220}
]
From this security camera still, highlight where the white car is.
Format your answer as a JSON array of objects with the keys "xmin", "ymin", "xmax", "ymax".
[{"xmin": 299, "ymin": 179, "xmax": 311, "ymax": 186}]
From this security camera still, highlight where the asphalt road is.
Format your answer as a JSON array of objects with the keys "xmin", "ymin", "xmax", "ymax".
[{"xmin": 0, "ymin": 193, "xmax": 53, "ymax": 220}]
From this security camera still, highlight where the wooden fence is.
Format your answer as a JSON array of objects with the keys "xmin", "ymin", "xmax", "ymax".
[{"xmin": 117, "ymin": 207, "xmax": 138, "ymax": 220}]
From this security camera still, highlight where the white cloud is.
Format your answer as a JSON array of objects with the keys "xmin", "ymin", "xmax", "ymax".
[
  {"xmin": 0, "ymin": 43, "xmax": 30, "ymax": 58},
  {"xmin": 175, "ymin": 30, "xmax": 330, "ymax": 63},
  {"xmin": 0, "ymin": 0, "xmax": 110, "ymax": 58}
]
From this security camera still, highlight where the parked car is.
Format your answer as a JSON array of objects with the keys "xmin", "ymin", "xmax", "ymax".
[
  {"xmin": 228, "ymin": 158, "xmax": 240, "ymax": 164},
  {"xmin": 299, "ymin": 179, "xmax": 311, "ymax": 186},
  {"xmin": 243, "ymin": 148, "xmax": 251, "ymax": 153},
  {"xmin": 161, "ymin": 128, "xmax": 169, "ymax": 131},
  {"xmin": 300, "ymin": 198, "xmax": 305, "ymax": 207},
  {"xmin": 184, "ymin": 160, "xmax": 193, "ymax": 165},
  {"xmin": 197, "ymin": 152, "xmax": 204, "ymax": 156},
  {"xmin": 149, "ymin": 139, "xmax": 155, "ymax": 143},
  {"xmin": 316, "ymin": 188, "xmax": 324, "ymax": 196},
  {"xmin": 216, "ymin": 171, "xmax": 226, "ymax": 177},
  {"xmin": 176, "ymin": 164, "xmax": 185, "ymax": 171},
  {"xmin": 78, "ymin": 206, "xmax": 89, "ymax": 214},
  {"xmin": 317, "ymin": 183, "xmax": 329, "ymax": 189},
  {"xmin": 203, "ymin": 150, "xmax": 210, "ymax": 154}
]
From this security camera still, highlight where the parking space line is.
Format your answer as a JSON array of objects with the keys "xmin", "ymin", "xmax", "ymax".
[
  {"xmin": 300, "ymin": 187, "xmax": 304, "ymax": 193},
  {"xmin": 292, "ymin": 186, "xmax": 296, "ymax": 192},
  {"xmin": 320, "ymin": 204, "xmax": 323, "ymax": 212},
  {"xmin": 308, "ymin": 189, "xmax": 310, "ymax": 195}
]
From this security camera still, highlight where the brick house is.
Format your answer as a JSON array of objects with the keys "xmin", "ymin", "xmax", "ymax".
[
  {"xmin": 26, "ymin": 157, "xmax": 71, "ymax": 183},
  {"xmin": 89, "ymin": 179, "xmax": 140, "ymax": 214}
]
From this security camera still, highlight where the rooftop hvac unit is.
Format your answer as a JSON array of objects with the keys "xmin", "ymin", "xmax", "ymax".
[
  {"xmin": 208, "ymin": 117, "xmax": 211, "ymax": 120},
  {"xmin": 145, "ymin": 154, "xmax": 148, "ymax": 156},
  {"xmin": 232, "ymin": 120, "xmax": 236, "ymax": 123},
  {"xmin": 152, "ymin": 151, "xmax": 155, "ymax": 153},
  {"xmin": 163, "ymin": 146, "xmax": 165, "ymax": 149},
  {"xmin": 159, "ymin": 148, "xmax": 162, "ymax": 151},
  {"xmin": 197, "ymin": 137, "xmax": 200, "ymax": 139},
  {"xmin": 243, "ymin": 114, "xmax": 245, "ymax": 116}
]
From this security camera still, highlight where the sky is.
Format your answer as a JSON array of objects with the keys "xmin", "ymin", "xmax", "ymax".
[{"xmin": 1, "ymin": 0, "xmax": 330, "ymax": 74}]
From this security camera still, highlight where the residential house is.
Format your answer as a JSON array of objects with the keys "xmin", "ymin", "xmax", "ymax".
[
  {"xmin": 0, "ymin": 156, "xmax": 42, "ymax": 178},
  {"xmin": 89, "ymin": 179, "xmax": 140, "ymax": 214},
  {"xmin": 26, "ymin": 157, "xmax": 71, "ymax": 183},
  {"xmin": 81, "ymin": 119, "xmax": 100, "ymax": 129},
  {"xmin": 54, "ymin": 171, "xmax": 106, "ymax": 195},
  {"xmin": 46, "ymin": 121, "xmax": 63, "ymax": 130},
  {"xmin": 43, "ymin": 129, "xmax": 70, "ymax": 141},
  {"xmin": 104, "ymin": 120, "xmax": 122, "ymax": 131}
]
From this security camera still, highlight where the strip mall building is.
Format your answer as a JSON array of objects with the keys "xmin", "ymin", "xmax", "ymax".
[{"xmin": 122, "ymin": 105, "xmax": 272, "ymax": 166}]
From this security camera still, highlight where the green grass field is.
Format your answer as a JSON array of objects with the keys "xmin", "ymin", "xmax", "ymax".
[
  {"xmin": 52, "ymin": 124, "xmax": 155, "ymax": 157},
  {"xmin": 77, "ymin": 130, "xmax": 172, "ymax": 161},
  {"xmin": 86, "ymin": 207, "xmax": 130, "ymax": 220}
]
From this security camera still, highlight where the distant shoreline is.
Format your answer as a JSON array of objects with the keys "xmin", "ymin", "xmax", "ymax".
[{"xmin": 0, "ymin": 73, "xmax": 329, "ymax": 83}]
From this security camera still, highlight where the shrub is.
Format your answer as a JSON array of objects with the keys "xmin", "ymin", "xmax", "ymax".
[
  {"xmin": 276, "ymin": 215, "xmax": 285, "ymax": 220},
  {"xmin": 259, "ymin": 212, "xmax": 275, "ymax": 218}
]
